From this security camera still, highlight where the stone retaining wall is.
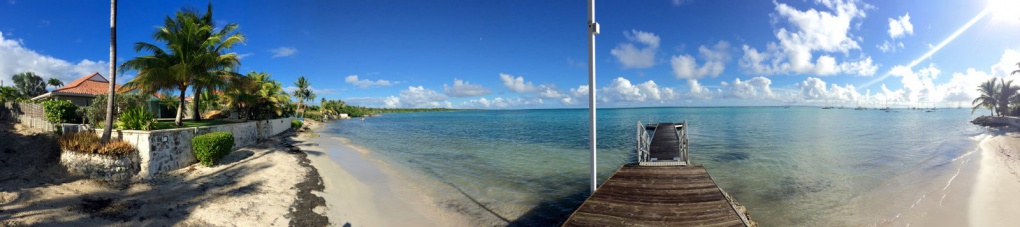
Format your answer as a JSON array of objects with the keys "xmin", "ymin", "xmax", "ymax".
[
  {"xmin": 99, "ymin": 117, "xmax": 296, "ymax": 179},
  {"xmin": 60, "ymin": 151, "xmax": 140, "ymax": 183}
]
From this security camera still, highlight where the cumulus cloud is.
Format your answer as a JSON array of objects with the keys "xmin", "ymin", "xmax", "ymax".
[
  {"xmin": 499, "ymin": 73, "xmax": 538, "ymax": 93},
  {"xmin": 610, "ymin": 30, "xmax": 660, "ymax": 69},
  {"xmin": 283, "ymin": 86, "xmax": 338, "ymax": 95},
  {"xmin": 721, "ymin": 77, "xmax": 774, "ymax": 99},
  {"xmin": 460, "ymin": 97, "xmax": 544, "ymax": 109},
  {"xmin": 269, "ymin": 47, "xmax": 297, "ymax": 58},
  {"xmin": 443, "ymin": 78, "xmax": 491, "ymax": 97},
  {"xmin": 686, "ymin": 80, "xmax": 714, "ymax": 99},
  {"xmin": 877, "ymin": 40, "xmax": 904, "ymax": 53},
  {"xmin": 597, "ymin": 77, "xmax": 678, "ymax": 104},
  {"xmin": 383, "ymin": 86, "xmax": 451, "ymax": 108},
  {"xmin": 345, "ymin": 75, "xmax": 392, "ymax": 88},
  {"xmin": 739, "ymin": 0, "xmax": 877, "ymax": 76},
  {"xmin": 795, "ymin": 77, "xmax": 864, "ymax": 104},
  {"xmin": 888, "ymin": 13, "xmax": 914, "ymax": 39},
  {"xmin": 0, "ymin": 31, "xmax": 110, "ymax": 86},
  {"xmin": 671, "ymin": 41, "xmax": 730, "ymax": 80}
]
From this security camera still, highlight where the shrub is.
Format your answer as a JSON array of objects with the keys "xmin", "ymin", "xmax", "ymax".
[
  {"xmin": 192, "ymin": 132, "xmax": 234, "ymax": 166},
  {"xmin": 117, "ymin": 107, "xmax": 156, "ymax": 130},
  {"xmin": 57, "ymin": 132, "xmax": 136, "ymax": 156},
  {"xmin": 43, "ymin": 99, "xmax": 78, "ymax": 124},
  {"xmin": 291, "ymin": 119, "xmax": 303, "ymax": 129},
  {"xmin": 303, "ymin": 111, "xmax": 323, "ymax": 121}
]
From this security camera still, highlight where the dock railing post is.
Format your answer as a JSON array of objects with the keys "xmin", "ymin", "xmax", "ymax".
[{"xmin": 587, "ymin": 0, "xmax": 599, "ymax": 194}]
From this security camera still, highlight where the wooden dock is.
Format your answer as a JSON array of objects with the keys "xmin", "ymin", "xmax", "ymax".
[{"xmin": 563, "ymin": 122, "xmax": 749, "ymax": 226}]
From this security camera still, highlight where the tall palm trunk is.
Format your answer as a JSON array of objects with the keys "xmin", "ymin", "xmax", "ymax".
[
  {"xmin": 193, "ymin": 87, "xmax": 202, "ymax": 121},
  {"xmin": 176, "ymin": 88, "xmax": 186, "ymax": 126},
  {"xmin": 101, "ymin": 0, "xmax": 117, "ymax": 143}
]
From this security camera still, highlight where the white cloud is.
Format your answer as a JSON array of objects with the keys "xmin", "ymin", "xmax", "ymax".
[
  {"xmin": 686, "ymin": 80, "xmax": 714, "ymax": 99},
  {"xmin": 499, "ymin": 73, "xmax": 538, "ymax": 93},
  {"xmin": 345, "ymin": 75, "xmax": 392, "ymax": 88},
  {"xmin": 598, "ymin": 77, "xmax": 678, "ymax": 104},
  {"xmin": 877, "ymin": 41, "xmax": 904, "ymax": 53},
  {"xmin": 283, "ymin": 86, "xmax": 338, "ymax": 95},
  {"xmin": 610, "ymin": 30, "xmax": 660, "ymax": 69},
  {"xmin": 0, "ymin": 31, "xmax": 109, "ymax": 86},
  {"xmin": 888, "ymin": 13, "xmax": 914, "ymax": 39},
  {"xmin": 269, "ymin": 47, "xmax": 297, "ymax": 58},
  {"xmin": 384, "ymin": 86, "xmax": 450, "ymax": 108},
  {"xmin": 237, "ymin": 53, "xmax": 254, "ymax": 59},
  {"xmin": 443, "ymin": 78, "xmax": 491, "ymax": 97},
  {"xmin": 721, "ymin": 77, "xmax": 774, "ymax": 99},
  {"xmin": 460, "ymin": 97, "xmax": 543, "ymax": 109},
  {"xmin": 794, "ymin": 77, "xmax": 864, "ymax": 104},
  {"xmin": 739, "ymin": 0, "xmax": 877, "ymax": 76},
  {"xmin": 671, "ymin": 41, "xmax": 730, "ymax": 80}
]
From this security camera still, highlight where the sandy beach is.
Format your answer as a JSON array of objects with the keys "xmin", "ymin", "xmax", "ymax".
[
  {"xmin": 296, "ymin": 121, "xmax": 476, "ymax": 226},
  {"xmin": 969, "ymin": 129, "xmax": 1020, "ymax": 226},
  {"xmin": 0, "ymin": 123, "xmax": 328, "ymax": 226}
]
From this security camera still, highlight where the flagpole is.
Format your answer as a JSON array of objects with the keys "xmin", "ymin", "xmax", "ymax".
[{"xmin": 587, "ymin": 0, "xmax": 599, "ymax": 194}]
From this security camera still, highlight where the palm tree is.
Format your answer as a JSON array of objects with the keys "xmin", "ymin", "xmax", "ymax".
[
  {"xmin": 0, "ymin": 86, "xmax": 18, "ymax": 104},
  {"xmin": 999, "ymin": 78, "xmax": 1020, "ymax": 116},
  {"xmin": 223, "ymin": 71, "xmax": 290, "ymax": 120},
  {"xmin": 46, "ymin": 78, "xmax": 64, "ymax": 90},
  {"xmin": 101, "ymin": 0, "xmax": 117, "ymax": 142},
  {"xmin": 12, "ymin": 72, "xmax": 47, "ymax": 97},
  {"xmin": 973, "ymin": 78, "xmax": 999, "ymax": 116},
  {"xmin": 1013, "ymin": 62, "xmax": 1020, "ymax": 76},
  {"xmin": 120, "ymin": 3, "xmax": 243, "ymax": 126},
  {"xmin": 293, "ymin": 76, "xmax": 312, "ymax": 118},
  {"xmin": 190, "ymin": 4, "xmax": 245, "ymax": 122}
]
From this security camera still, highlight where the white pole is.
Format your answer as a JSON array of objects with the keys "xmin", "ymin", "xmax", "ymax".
[{"xmin": 587, "ymin": 0, "xmax": 598, "ymax": 194}]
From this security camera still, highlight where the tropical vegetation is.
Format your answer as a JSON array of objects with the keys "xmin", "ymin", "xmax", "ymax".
[
  {"xmin": 974, "ymin": 62, "xmax": 1020, "ymax": 116},
  {"xmin": 292, "ymin": 76, "xmax": 314, "ymax": 118},
  {"xmin": 119, "ymin": 3, "xmax": 244, "ymax": 126},
  {"xmin": 12, "ymin": 72, "xmax": 47, "ymax": 98}
]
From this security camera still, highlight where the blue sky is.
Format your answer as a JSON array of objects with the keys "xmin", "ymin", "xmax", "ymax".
[{"xmin": 1, "ymin": 0, "xmax": 1018, "ymax": 108}]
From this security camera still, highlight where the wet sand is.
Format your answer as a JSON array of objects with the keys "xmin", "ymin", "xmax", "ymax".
[{"xmin": 297, "ymin": 121, "xmax": 474, "ymax": 226}]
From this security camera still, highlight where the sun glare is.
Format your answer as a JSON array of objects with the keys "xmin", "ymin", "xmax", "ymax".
[{"xmin": 989, "ymin": 0, "xmax": 1020, "ymax": 22}]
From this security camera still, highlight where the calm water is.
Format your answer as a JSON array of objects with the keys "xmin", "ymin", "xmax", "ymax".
[{"xmin": 320, "ymin": 107, "xmax": 985, "ymax": 226}]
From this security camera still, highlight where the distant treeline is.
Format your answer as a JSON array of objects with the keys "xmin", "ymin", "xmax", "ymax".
[
  {"xmin": 368, "ymin": 107, "xmax": 461, "ymax": 114},
  {"xmin": 309, "ymin": 98, "xmax": 464, "ymax": 120}
]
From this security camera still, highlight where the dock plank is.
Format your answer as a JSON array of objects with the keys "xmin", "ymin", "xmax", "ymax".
[{"xmin": 562, "ymin": 165, "xmax": 746, "ymax": 227}]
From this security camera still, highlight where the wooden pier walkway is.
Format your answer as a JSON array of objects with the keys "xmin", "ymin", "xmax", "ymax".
[{"xmin": 563, "ymin": 122, "xmax": 749, "ymax": 226}]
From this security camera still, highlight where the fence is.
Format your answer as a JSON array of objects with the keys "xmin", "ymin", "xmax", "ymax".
[{"xmin": 1, "ymin": 102, "xmax": 55, "ymax": 131}]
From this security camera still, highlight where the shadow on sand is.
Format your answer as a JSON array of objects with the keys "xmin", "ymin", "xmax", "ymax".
[{"xmin": 0, "ymin": 124, "xmax": 325, "ymax": 226}]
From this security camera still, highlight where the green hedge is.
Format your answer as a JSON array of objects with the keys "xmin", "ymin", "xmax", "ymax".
[
  {"xmin": 192, "ymin": 132, "xmax": 234, "ymax": 166},
  {"xmin": 291, "ymin": 119, "xmax": 303, "ymax": 129},
  {"xmin": 43, "ymin": 99, "xmax": 78, "ymax": 124}
]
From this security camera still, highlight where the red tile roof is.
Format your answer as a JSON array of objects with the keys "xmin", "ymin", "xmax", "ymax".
[{"xmin": 53, "ymin": 72, "xmax": 121, "ymax": 96}]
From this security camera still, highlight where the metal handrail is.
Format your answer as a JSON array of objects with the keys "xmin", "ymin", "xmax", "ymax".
[{"xmin": 636, "ymin": 121, "xmax": 651, "ymax": 163}]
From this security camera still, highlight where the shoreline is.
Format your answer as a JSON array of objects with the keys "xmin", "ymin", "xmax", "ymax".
[
  {"xmin": 292, "ymin": 118, "xmax": 1020, "ymax": 226},
  {"xmin": 294, "ymin": 120, "xmax": 476, "ymax": 226},
  {"xmin": 969, "ymin": 128, "xmax": 1020, "ymax": 226}
]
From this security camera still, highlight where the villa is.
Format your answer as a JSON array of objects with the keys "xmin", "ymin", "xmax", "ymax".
[{"xmin": 31, "ymin": 72, "xmax": 120, "ymax": 107}]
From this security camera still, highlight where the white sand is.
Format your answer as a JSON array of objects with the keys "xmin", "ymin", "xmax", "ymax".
[
  {"xmin": 297, "ymin": 121, "xmax": 474, "ymax": 226},
  {"xmin": 970, "ymin": 131, "xmax": 1020, "ymax": 226},
  {"xmin": 0, "ymin": 124, "xmax": 312, "ymax": 226}
]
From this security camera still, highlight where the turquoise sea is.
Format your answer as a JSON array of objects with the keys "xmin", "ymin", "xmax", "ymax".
[{"xmin": 319, "ymin": 107, "xmax": 985, "ymax": 226}]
